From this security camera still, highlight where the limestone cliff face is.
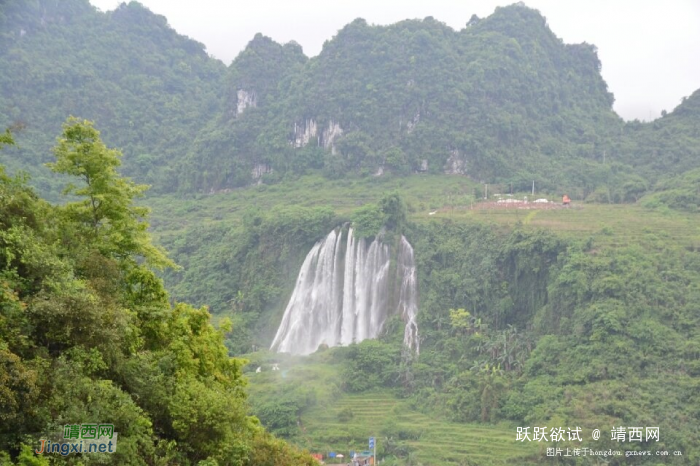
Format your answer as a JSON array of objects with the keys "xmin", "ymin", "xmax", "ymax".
[
  {"xmin": 406, "ymin": 111, "xmax": 420, "ymax": 134},
  {"xmin": 251, "ymin": 163, "xmax": 272, "ymax": 184},
  {"xmin": 322, "ymin": 120, "xmax": 343, "ymax": 155},
  {"xmin": 293, "ymin": 119, "xmax": 318, "ymax": 147},
  {"xmin": 236, "ymin": 90, "xmax": 257, "ymax": 115},
  {"xmin": 444, "ymin": 150, "xmax": 466, "ymax": 175},
  {"xmin": 291, "ymin": 119, "xmax": 343, "ymax": 154}
]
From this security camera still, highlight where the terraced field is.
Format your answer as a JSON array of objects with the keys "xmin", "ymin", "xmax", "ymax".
[
  {"xmin": 246, "ymin": 354, "xmax": 541, "ymax": 465},
  {"xmin": 302, "ymin": 392, "xmax": 540, "ymax": 465}
]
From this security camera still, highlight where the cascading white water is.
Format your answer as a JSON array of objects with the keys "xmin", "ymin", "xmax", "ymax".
[
  {"xmin": 397, "ymin": 235, "xmax": 420, "ymax": 354},
  {"xmin": 270, "ymin": 227, "xmax": 419, "ymax": 355}
]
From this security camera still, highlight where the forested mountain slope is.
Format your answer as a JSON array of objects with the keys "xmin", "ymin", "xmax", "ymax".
[
  {"xmin": 621, "ymin": 90, "xmax": 700, "ymax": 211},
  {"xmin": 2, "ymin": 2, "xmax": 700, "ymax": 463},
  {"xmin": 177, "ymin": 5, "xmax": 625, "ymax": 192},
  {"xmin": 2, "ymin": 0, "xmax": 698, "ymax": 198},
  {"xmin": 620, "ymin": 89, "xmax": 700, "ymax": 179},
  {"xmin": 175, "ymin": 33, "xmax": 308, "ymax": 190},
  {"xmin": 0, "ymin": 0, "xmax": 225, "ymax": 196}
]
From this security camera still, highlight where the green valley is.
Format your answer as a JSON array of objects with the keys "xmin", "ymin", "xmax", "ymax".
[
  {"xmin": 1, "ymin": 0, "xmax": 699, "ymax": 465},
  {"xmin": 145, "ymin": 177, "xmax": 700, "ymax": 464}
]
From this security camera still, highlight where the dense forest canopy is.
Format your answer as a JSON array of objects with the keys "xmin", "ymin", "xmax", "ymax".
[
  {"xmin": 1, "ymin": 0, "xmax": 699, "ymax": 202},
  {"xmin": 0, "ymin": 121, "xmax": 315, "ymax": 465},
  {"xmin": 0, "ymin": 0, "xmax": 226, "ymax": 197}
]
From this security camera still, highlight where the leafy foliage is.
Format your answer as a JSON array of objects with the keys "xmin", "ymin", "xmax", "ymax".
[
  {"xmin": 48, "ymin": 118, "xmax": 174, "ymax": 268},
  {"xmin": 3, "ymin": 1, "xmax": 699, "ymax": 200},
  {"xmin": 2, "ymin": 0, "xmax": 700, "ymax": 462},
  {"xmin": 0, "ymin": 122, "xmax": 314, "ymax": 465},
  {"xmin": 641, "ymin": 167, "xmax": 700, "ymax": 213},
  {"xmin": 0, "ymin": 0, "xmax": 225, "ymax": 197},
  {"xmin": 338, "ymin": 340, "xmax": 402, "ymax": 393}
]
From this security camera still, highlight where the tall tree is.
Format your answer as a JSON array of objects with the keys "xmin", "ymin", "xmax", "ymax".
[
  {"xmin": 48, "ymin": 117, "xmax": 173, "ymax": 269},
  {"xmin": 0, "ymin": 129, "xmax": 14, "ymax": 148}
]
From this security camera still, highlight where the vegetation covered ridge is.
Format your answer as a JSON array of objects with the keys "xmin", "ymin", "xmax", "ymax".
[{"xmin": 2, "ymin": 0, "xmax": 699, "ymax": 203}]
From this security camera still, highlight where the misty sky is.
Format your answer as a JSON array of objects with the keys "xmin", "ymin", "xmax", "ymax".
[{"xmin": 89, "ymin": 0, "xmax": 700, "ymax": 122}]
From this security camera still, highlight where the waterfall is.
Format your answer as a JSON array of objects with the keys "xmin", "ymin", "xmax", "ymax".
[
  {"xmin": 270, "ymin": 227, "xmax": 419, "ymax": 355},
  {"xmin": 397, "ymin": 236, "xmax": 420, "ymax": 354}
]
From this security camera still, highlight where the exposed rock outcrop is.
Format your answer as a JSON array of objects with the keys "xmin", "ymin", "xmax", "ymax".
[
  {"xmin": 236, "ymin": 89, "xmax": 257, "ymax": 115},
  {"xmin": 444, "ymin": 150, "xmax": 466, "ymax": 175},
  {"xmin": 251, "ymin": 163, "xmax": 272, "ymax": 183},
  {"xmin": 322, "ymin": 120, "xmax": 343, "ymax": 155},
  {"xmin": 293, "ymin": 119, "xmax": 318, "ymax": 148}
]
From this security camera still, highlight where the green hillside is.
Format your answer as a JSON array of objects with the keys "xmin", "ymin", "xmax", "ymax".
[
  {"xmin": 179, "ymin": 4, "xmax": 626, "ymax": 193},
  {"xmin": 142, "ymin": 174, "xmax": 700, "ymax": 464},
  {"xmin": 2, "ymin": 1, "xmax": 700, "ymax": 465},
  {"xmin": 0, "ymin": 0, "xmax": 225, "ymax": 196},
  {"xmin": 245, "ymin": 351, "xmax": 541, "ymax": 466},
  {"xmin": 2, "ymin": 0, "xmax": 699, "ymax": 199},
  {"xmin": 617, "ymin": 89, "xmax": 700, "ymax": 183}
]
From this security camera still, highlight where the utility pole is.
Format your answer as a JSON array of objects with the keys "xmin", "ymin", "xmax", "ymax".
[
  {"xmin": 532, "ymin": 180, "xmax": 535, "ymax": 196},
  {"xmin": 484, "ymin": 184, "xmax": 488, "ymax": 200}
]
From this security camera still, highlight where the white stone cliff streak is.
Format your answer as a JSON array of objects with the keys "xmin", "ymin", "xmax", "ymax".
[
  {"xmin": 406, "ymin": 111, "xmax": 420, "ymax": 133},
  {"xmin": 322, "ymin": 120, "xmax": 343, "ymax": 155},
  {"xmin": 251, "ymin": 163, "xmax": 272, "ymax": 184},
  {"xmin": 270, "ymin": 227, "xmax": 419, "ymax": 355},
  {"xmin": 293, "ymin": 119, "xmax": 318, "ymax": 148},
  {"xmin": 236, "ymin": 89, "xmax": 257, "ymax": 115},
  {"xmin": 290, "ymin": 119, "xmax": 343, "ymax": 154},
  {"xmin": 444, "ymin": 149, "xmax": 466, "ymax": 175}
]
